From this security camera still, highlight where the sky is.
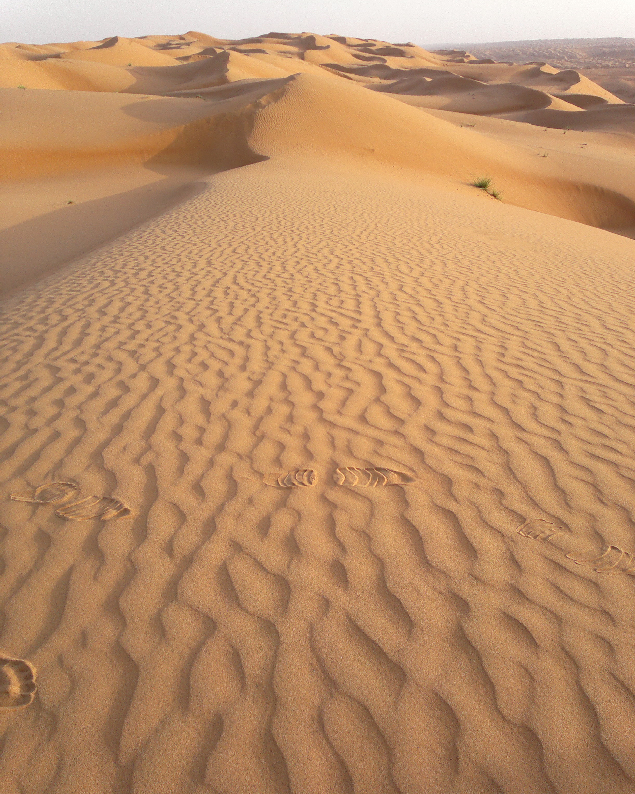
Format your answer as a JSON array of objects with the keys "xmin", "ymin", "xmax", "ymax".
[{"xmin": 2, "ymin": 0, "xmax": 634, "ymax": 46}]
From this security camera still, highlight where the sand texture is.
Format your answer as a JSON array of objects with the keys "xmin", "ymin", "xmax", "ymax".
[{"xmin": 2, "ymin": 30, "xmax": 635, "ymax": 794}]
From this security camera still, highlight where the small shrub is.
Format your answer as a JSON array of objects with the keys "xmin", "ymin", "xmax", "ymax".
[
  {"xmin": 17, "ymin": 84, "xmax": 26, "ymax": 89},
  {"xmin": 471, "ymin": 176, "xmax": 502, "ymax": 201}
]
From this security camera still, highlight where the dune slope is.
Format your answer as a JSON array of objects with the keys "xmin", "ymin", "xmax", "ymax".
[
  {"xmin": 2, "ymin": 151, "xmax": 635, "ymax": 794},
  {"xmin": 3, "ymin": 70, "xmax": 635, "ymax": 297}
]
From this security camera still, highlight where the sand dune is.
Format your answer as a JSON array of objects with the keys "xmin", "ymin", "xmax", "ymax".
[
  {"xmin": 124, "ymin": 51, "xmax": 290, "ymax": 96},
  {"xmin": 0, "ymin": 57, "xmax": 136, "ymax": 92},
  {"xmin": 451, "ymin": 62, "xmax": 623, "ymax": 100},
  {"xmin": 2, "ymin": 50, "xmax": 635, "ymax": 292},
  {"xmin": 586, "ymin": 69, "xmax": 635, "ymax": 104},
  {"xmin": 372, "ymin": 75, "xmax": 579, "ymax": 114},
  {"xmin": 63, "ymin": 36, "xmax": 179, "ymax": 67},
  {"xmin": 2, "ymin": 29, "xmax": 635, "ymax": 794},
  {"xmin": 0, "ymin": 77, "xmax": 291, "ymax": 179},
  {"xmin": 324, "ymin": 63, "xmax": 450, "ymax": 80},
  {"xmin": 515, "ymin": 66, "xmax": 623, "ymax": 102},
  {"xmin": 506, "ymin": 102, "xmax": 635, "ymax": 132},
  {"xmin": 246, "ymin": 72, "xmax": 635, "ymax": 234},
  {"xmin": 1, "ymin": 30, "xmax": 626, "ymax": 123},
  {"xmin": 460, "ymin": 37, "xmax": 635, "ymax": 106}
]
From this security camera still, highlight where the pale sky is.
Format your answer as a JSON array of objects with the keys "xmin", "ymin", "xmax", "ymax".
[{"xmin": 3, "ymin": 0, "xmax": 633, "ymax": 46}]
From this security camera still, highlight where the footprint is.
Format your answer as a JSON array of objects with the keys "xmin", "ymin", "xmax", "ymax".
[
  {"xmin": 271, "ymin": 470, "xmax": 317, "ymax": 488},
  {"xmin": 517, "ymin": 518, "xmax": 564, "ymax": 541},
  {"xmin": 11, "ymin": 481, "xmax": 79, "ymax": 505},
  {"xmin": 334, "ymin": 467, "xmax": 414, "ymax": 487},
  {"xmin": 55, "ymin": 495, "xmax": 130, "ymax": 521},
  {"xmin": 0, "ymin": 656, "xmax": 37, "ymax": 709},
  {"xmin": 567, "ymin": 545, "xmax": 635, "ymax": 574},
  {"xmin": 517, "ymin": 519, "xmax": 635, "ymax": 575}
]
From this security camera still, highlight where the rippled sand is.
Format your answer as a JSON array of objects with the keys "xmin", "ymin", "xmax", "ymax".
[{"xmin": 2, "ymin": 30, "xmax": 635, "ymax": 794}]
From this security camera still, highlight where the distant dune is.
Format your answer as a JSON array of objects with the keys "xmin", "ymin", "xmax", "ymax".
[
  {"xmin": 1, "ymin": 30, "xmax": 635, "ymax": 794},
  {"xmin": 455, "ymin": 37, "xmax": 635, "ymax": 104}
]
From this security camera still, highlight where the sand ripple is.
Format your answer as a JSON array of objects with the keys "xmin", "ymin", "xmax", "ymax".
[{"xmin": 1, "ymin": 145, "xmax": 635, "ymax": 793}]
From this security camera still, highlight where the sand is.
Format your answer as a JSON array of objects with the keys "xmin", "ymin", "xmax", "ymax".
[{"xmin": 2, "ymin": 30, "xmax": 635, "ymax": 794}]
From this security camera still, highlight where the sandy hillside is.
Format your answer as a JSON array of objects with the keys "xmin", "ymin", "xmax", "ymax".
[
  {"xmin": 2, "ymin": 30, "xmax": 635, "ymax": 794},
  {"xmin": 461, "ymin": 37, "xmax": 635, "ymax": 106}
]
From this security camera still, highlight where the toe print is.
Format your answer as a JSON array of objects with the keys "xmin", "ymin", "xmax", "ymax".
[
  {"xmin": 272, "ymin": 469, "xmax": 317, "ymax": 488},
  {"xmin": 0, "ymin": 657, "xmax": 37, "ymax": 709},
  {"xmin": 333, "ymin": 467, "xmax": 414, "ymax": 487}
]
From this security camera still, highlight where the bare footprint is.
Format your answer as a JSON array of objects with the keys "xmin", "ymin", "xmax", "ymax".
[
  {"xmin": 334, "ymin": 467, "xmax": 414, "ymax": 487},
  {"xmin": 0, "ymin": 656, "xmax": 37, "ymax": 709},
  {"xmin": 517, "ymin": 519, "xmax": 635, "ymax": 575},
  {"xmin": 517, "ymin": 518, "xmax": 564, "ymax": 541},
  {"xmin": 56, "ymin": 495, "xmax": 130, "ymax": 521},
  {"xmin": 11, "ymin": 481, "xmax": 79, "ymax": 505},
  {"xmin": 269, "ymin": 470, "xmax": 317, "ymax": 488},
  {"xmin": 566, "ymin": 545, "xmax": 635, "ymax": 574}
]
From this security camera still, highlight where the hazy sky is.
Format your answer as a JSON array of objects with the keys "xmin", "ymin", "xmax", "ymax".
[{"xmin": 3, "ymin": 0, "xmax": 634, "ymax": 46}]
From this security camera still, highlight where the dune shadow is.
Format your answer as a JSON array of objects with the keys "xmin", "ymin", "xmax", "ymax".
[
  {"xmin": 117, "ymin": 77, "xmax": 292, "ymax": 176},
  {"xmin": 0, "ymin": 177, "xmax": 206, "ymax": 297},
  {"xmin": 1, "ymin": 76, "xmax": 296, "ymax": 297}
]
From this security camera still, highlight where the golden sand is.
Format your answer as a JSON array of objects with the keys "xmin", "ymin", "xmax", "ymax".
[{"xmin": 1, "ymin": 31, "xmax": 635, "ymax": 794}]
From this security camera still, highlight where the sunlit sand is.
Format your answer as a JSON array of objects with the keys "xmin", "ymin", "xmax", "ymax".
[{"xmin": 1, "ymin": 30, "xmax": 635, "ymax": 794}]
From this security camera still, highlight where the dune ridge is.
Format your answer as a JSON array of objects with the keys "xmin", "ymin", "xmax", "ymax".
[
  {"xmin": 1, "ymin": 30, "xmax": 627, "ymax": 121},
  {"xmin": 3, "ymin": 67, "xmax": 635, "ymax": 297},
  {"xmin": 2, "ymin": 28, "xmax": 635, "ymax": 794}
]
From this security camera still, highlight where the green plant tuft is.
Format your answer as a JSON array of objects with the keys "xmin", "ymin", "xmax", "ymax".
[{"xmin": 472, "ymin": 176, "xmax": 502, "ymax": 201}]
